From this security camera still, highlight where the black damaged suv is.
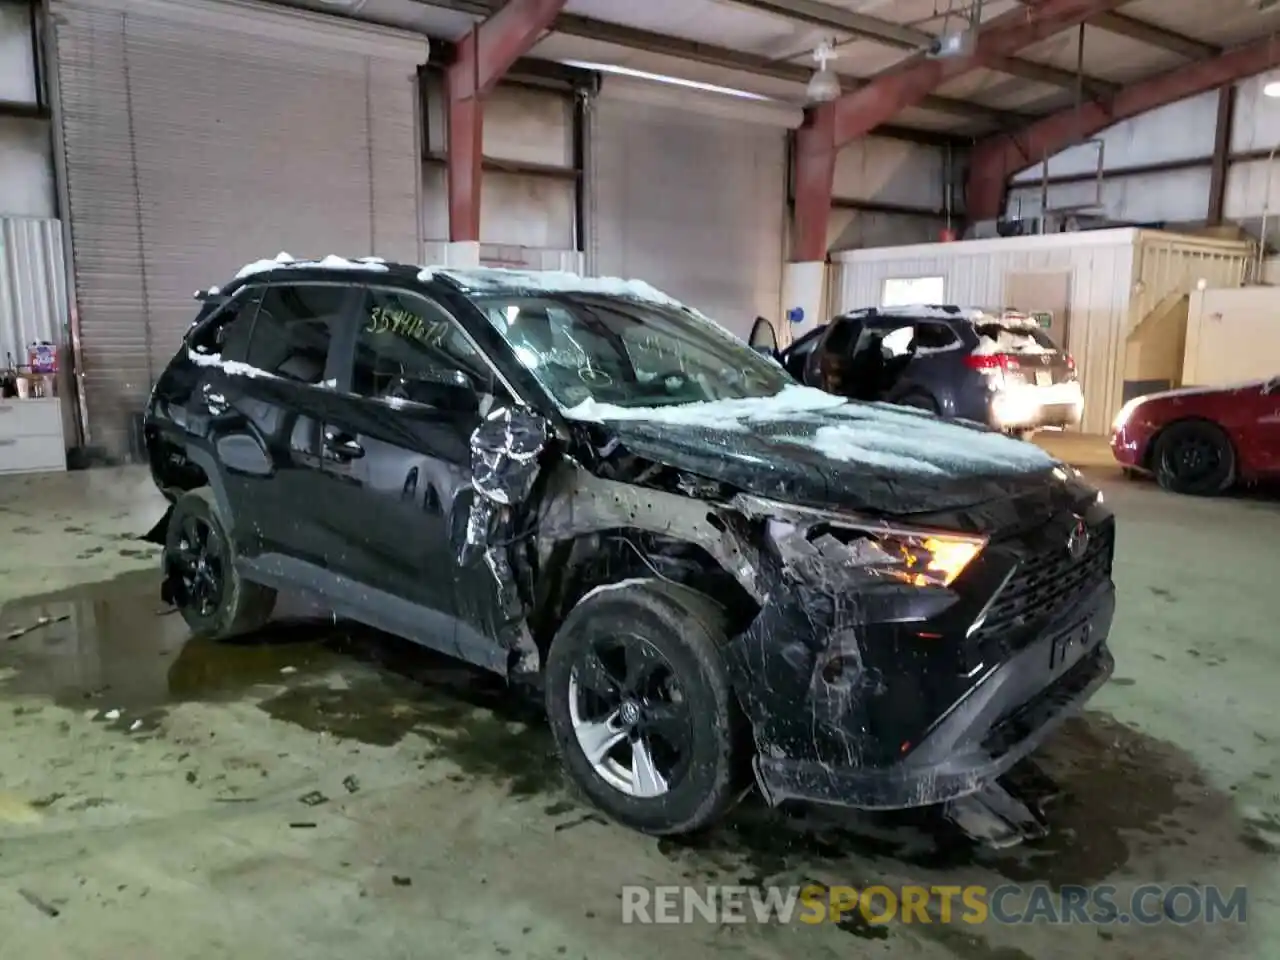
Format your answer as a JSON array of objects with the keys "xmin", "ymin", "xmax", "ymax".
[{"xmin": 144, "ymin": 258, "xmax": 1116, "ymax": 839}]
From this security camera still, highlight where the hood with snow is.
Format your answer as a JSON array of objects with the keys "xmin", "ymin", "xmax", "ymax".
[{"xmin": 566, "ymin": 387, "xmax": 1065, "ymax": 516}]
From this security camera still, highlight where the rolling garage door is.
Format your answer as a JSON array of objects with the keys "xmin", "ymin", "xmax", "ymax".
[
  {"xmin": 50, "ymin": 0, "xmax": 427, "ymax": 455},
  {"xmin": 588, "ymin": 77, "xmax": 791, "ymax": 339}
]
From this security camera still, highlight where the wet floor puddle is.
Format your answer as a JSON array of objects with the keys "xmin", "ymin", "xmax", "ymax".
[{"xmin": 0, "ymin": 576, "xmax": 1272, "ymax": 956}]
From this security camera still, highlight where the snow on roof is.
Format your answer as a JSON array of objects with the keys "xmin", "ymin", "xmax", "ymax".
[
  {"xmin": 565, "ymin": 386, "xmax": 1058, "ymax": 476},
  {"xmin": 855, "ymin": 305, "xmax": 1041, "ymax": 327},
  {"xmin": 435, "ymin": 267, "xmax": 686, "ymax": 308},
  {"xmin": 233, "ymin": 252, "xmax": 390, "ymax": 281}
]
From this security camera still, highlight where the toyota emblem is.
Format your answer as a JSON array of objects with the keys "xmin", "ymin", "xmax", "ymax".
[{"xmin": 1066, "ymin": 519, "xmax": 1090, "ymax": 560}]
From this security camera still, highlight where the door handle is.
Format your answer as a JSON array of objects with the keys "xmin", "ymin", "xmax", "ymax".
[
  {"xmin": 200, "ymin": 382, "xmax": 228, "ymax": 415},
  {"xmin": 323, "ymin": 430, "xmax": 364, "ymax": 461}
]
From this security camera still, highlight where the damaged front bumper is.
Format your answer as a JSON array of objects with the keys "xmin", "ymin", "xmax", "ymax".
[
  {"xmin": 724, "ymin": 496, "xmax": 1117, "ymax": 812},
  {"xmin": 744, "ymin": 583, "xmax": 1114, "ymax": 810}
]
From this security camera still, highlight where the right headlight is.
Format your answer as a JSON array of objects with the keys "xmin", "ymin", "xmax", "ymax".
[{"xmin": 755, "ymin": 500, "xmax": 987, "ymax": 589}]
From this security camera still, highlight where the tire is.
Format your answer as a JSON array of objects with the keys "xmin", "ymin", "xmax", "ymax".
[
  {"xmin": 1152, "ymin": 420, "xmax": 1235, "ymax": 496},
  {"xmin": 163, "ymin": 488, "xmax": 276, "ymax": 638},
  {"xmin": 544, "ymin": 578, "xmax": 748, "ymax": 836},
  {"xmin": 895, "ymin": 390, "xmax": 939, "ymax": 414}
]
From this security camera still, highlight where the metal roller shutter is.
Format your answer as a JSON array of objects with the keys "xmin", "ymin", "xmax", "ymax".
[
  {"xmin": 51, "ymin": 0, "xmax": 426, "ymax": 455},
  {"xmin": 588, "ymin": 83, "xmax": 789, "ymax": 339}
]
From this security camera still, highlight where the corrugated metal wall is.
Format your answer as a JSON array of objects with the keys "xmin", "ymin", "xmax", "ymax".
[
  {"xmin": 829, "ymin": 135, "xmax": 956, "ymax": 252},
  {"xmin": 588, "ymin": 87, "xmax": 787, "ymax": 337},
  {"xmin": 1005, "ymin": 71, "xmax": 1280, "ymax": 244},
  {"xmin": 52, "ymin": 0, "xmax": 425, "ymax": 455},
  {"xmin": 0, "ymin": 216, "xmax": 67, "ymax": 362},
  {"xmin": 422, "ymin": 79, "xmax": 578, "ymax": 263},
  {"xmin": 832, "ymin": 230, "xmax": 1254, "ymax": 434},
  {"xmin": 833, "ymin": 231, "xmax": 1135, "ymax": 435}
]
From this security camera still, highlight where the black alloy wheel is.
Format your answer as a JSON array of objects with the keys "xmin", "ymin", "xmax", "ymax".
[
  {"xmin": 1152, "ymin": 420, "xmax": 1235, "ymax": 496},
  {"xmin": 164, "ymin": 489, "xmax": 276, "ymax": 638},
  {"xmin": 567, "ymin": 634, "xmax": 694, "ymax": 799},
  {"xmin": 171, "ymin": 511, "xmax": 226, "ymax": 619}
]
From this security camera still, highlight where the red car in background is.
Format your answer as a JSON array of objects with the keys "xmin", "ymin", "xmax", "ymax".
[{"xmin": 1110, "ymin": 377, "xmax": 1280, "ymax": 495}]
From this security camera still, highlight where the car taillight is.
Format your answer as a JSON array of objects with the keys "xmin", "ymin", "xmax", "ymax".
[
  {"xmin": 964, "ymin": 353, "xmax": 1020, "ymax": 372},
  {"xmin": 1065, "ymin": 354, "xmax": 1076, "ymax": 372}
]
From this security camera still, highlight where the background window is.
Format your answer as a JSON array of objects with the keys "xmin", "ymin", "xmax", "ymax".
[
  {"xmin": 353, "ymin": 289, "xmax": 493, "ymax": 399},
  {"xmin": 246, "ymin": 284, "xmax": 349, "ymax": 383},
  {"xmin": 881, "ymin": 276, "xmax": 945, "ymax": 307}
]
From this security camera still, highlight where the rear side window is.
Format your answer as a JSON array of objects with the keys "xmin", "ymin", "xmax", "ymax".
[
  {"xmin": 974, "ymin": 322, "xmax": 1058, "ymax": 354},
  {"xmin": 246, "ymin": 284, "xmax": 351, "ymax": 384},
  {"xmin": 913, "ymin": 322, "xmax": 960, "ymax": 351},
  {"xmin": 188, "ymin": 288, "xmax": 263, "ymax": 360}
]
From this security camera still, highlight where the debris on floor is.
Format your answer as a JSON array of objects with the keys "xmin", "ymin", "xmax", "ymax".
[
  {"xmin": 17, "ymin": 889, "xmax": 60, "ymax": 918},
  {"xmin": 300, "ymin": 791, "xmax": 328, "ymax": 807}
]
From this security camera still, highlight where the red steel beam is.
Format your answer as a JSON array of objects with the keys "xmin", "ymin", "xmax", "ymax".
[
  {"xmin": 967, "ymin": 35, "xmax": 1280, "ymax": 221},
  {"xmin": 793, "ymin": 103, "xmax": 837, "ymax": 262},
  {"xmin": 447, "ymin": 0, "xmax": 567, "ymax": 242},
  {"xmin": 828, "ymin": 0, "xmax": 1131, "ymax": 148},
  {"xmin": 790, "ymin": 0, "xmax": 1128, "ymax": 259}
]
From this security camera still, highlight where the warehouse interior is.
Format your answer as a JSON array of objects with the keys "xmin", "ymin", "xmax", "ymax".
[{"xmin": 1, "ymin": 0, "xmax": 1279, "ymax": 957}]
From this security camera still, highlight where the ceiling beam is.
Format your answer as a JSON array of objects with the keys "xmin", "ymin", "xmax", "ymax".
[
  {"xmin": 1089, "ymin": 11, "xmax": 1219, "ymax": 60},
  {"xmin": 824, "ymin": 0, "xmax": 1133, "ymax": 148},
  {"xmin": 968, "ymin": 34, "xmax": 1280, "ymax": 219},
  {"xmin": 552, "ymin": 13, "xmax": 1031, "ymax": 126},
  {"xmin": 722, "ymin": 0, "xmax": 1119, "ymax": 97}
]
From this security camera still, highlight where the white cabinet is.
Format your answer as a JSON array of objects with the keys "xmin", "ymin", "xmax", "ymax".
[{"xmin": 0, "ymin": 398, "xmax": 67, "ymax": 474}]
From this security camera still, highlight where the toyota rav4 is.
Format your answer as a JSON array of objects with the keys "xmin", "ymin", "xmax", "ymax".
[{"xmin": 144, "ymin": 256, "xmax": 1117, "ymax": 840}]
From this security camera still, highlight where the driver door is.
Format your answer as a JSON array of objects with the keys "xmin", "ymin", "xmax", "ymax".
[
  {"xmin": 748, "ymin": 316, "xmax": 779, "ymax": 358},
  {"xmin": 320, "ymin": 285, "xmax": 509, "ymax": 661}
]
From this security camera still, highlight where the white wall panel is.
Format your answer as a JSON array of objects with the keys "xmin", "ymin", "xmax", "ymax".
[
  {"xmin": 589, "ymin": 93, "xmax": 787, "ymax": 337},
  {"xmin": 1007, "ymin": 167, "xmax": 1215, "ymax": 224},
  {"xmin": 1230, "ymin": 72, "xmax": 1280, "ymax": 153},
  {"xmin": 1010, "ymin": 93, "xmax": 1218, "ymax": 184},
  {"xmin": 0, "ymin": 3, "xmax": 37, "ymax": 103},
  {"xmin": 827, "ymin": 209, "xmax": 948, "ymax": 252},
  {"xmin": 833, "ymin": 136, "xmax": 946, "ymax": 211},
  {"xmin": 0, "ymin": 216, "xmax": 67, "ymax": 361},
  {"xmin": 0, "ymin": 117, "xmax": 54, "ymax": 219},
  {"xmin": 422, "ymin": 76, "xmax": 576, "ymax": 255}
]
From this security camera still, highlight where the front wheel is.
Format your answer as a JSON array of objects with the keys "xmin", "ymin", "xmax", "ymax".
[
  {"xmin": 1152, "ymin": 420, "xmax": 1235, "ymax": 496},
  {"xmin": 544, "ymin": 579, "xmax": 747, "ymax": 835}
]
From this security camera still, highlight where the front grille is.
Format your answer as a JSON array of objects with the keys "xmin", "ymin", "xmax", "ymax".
[{"xmin": 973, "ymin": 516, "xmax": 1114, "ymax": 646}]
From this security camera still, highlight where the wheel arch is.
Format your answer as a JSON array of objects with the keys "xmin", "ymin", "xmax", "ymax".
[{"xmin": 1141, "ymin": 415, "xmax": 1238, "ymax": 472}]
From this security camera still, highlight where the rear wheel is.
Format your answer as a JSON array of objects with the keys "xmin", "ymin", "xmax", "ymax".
[
  {"xmin": 1152, "ymin": 420, "xmax": 1235, "ymax": 496},
  {"xmin": 544, "ymin": 579, "xmax": 747, "ymax": 835},
  {"xmin": 163, "ymin": 489, "xmax": 276, "ymax": 638}
]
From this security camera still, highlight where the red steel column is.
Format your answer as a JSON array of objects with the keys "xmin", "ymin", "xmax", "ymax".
[
  {"xmin": 445, "ymin": 0, "xmax": 567, "ymax": 243},
  {"xmin": 792, "ymin": 103, "xmax": 836, "ymax": 262}
]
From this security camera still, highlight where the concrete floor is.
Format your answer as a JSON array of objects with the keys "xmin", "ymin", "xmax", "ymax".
[{"xmin": 0, "ymin": 445, "xmax": 1277, "ymax": 960}]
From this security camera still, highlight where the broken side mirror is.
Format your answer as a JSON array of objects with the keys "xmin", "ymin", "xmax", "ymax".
[
  {"xmin": 469, "ymin": 406, "xmax": 550, "ymax": 506},
  {"xmin": 397, "ymin": 370, "xmax": 480, "ymax": 412}
]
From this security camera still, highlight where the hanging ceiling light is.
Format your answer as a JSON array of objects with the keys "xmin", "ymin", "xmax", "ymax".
[{"xmin": 806, "ymin": 41, "xmax": 841, "ymax": 104}]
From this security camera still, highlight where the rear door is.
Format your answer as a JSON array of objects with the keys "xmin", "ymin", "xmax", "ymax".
[
  {"xmin": 231, "ymin": 282, "xmax": 358, "ymax": 565},
  {"xmin": 811, "ymin": 315, "xmax": 865, "ymax": 394}
]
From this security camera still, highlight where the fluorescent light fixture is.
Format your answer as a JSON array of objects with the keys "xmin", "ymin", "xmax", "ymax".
[
  {"xmin": 559, "ymin": 60, "xmax": 774, "ymax": 102},
  {"xmin": 1265, "ymin": 80, "xmax": 1280, "ymax": 98}
]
